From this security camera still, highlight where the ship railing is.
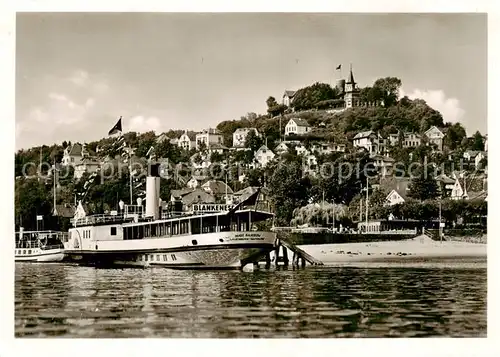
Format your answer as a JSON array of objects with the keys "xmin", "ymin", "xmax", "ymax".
[
  {"xmin": 71, "ymin": 213, "xmax": 136, "ymax": 227},
  {"xmin": 15, "ymin": 231, "xmax": 69, "ymax": 246}
]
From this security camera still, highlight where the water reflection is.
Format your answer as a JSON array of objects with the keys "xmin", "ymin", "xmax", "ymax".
[{"xmin": 15, "ymin": 264, "xmax": 486, "ymax": 338}]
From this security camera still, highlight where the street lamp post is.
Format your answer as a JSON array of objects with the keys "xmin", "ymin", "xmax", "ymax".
[
  {"xmin": 439, "ymin": 198, "xmax": 442, "ymax": 243},
  {"xmin": 365, "ymin": 176, "xmax": 369, "ymax": 233}
]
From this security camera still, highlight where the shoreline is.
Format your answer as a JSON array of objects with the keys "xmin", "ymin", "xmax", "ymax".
[{"xmin": 295, "ymin": 235, "xmax": 487, "ymax": 265}]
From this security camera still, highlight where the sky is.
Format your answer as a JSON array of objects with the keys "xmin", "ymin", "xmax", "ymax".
[{"xmin": 15, "ymin": 13, "xmax": 487, "ymax": 150}]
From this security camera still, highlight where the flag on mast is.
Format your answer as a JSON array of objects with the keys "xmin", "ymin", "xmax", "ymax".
[
  {"xmin": 336, "ymin": 64, "xmax": 341, "ymax": 70},
  {"xmin": 108, "ymin": 116, "xmax": 123, "ymax": 136}
]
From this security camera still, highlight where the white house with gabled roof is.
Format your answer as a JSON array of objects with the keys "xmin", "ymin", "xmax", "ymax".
[
  {"xmin": 282, "ymin": 90, "xmax": 296, "ymax": 107},
  {"xmin": 196, "ymin": 128, "xmax": 224, "ymax": 150},
  {"xmin": 352, "ymin": 130, "xmax": 384, "ymax": 156},
  {"xmin": 62, "ymin": 143, "xmax": 87, "ymax": 166},
  {"xmin": 285, "ymin": 118, "xmax": 310, "ymax": 136},
  {"xmin": 178, "ymin": 131, "xmax": 195, "ymax": 151},
  {"xmin": 424, "ymin": 126, "xmax": 445, "ymax": 151},
  {"xmin": 254, "ymin": 145, "xmax": 275, "ymax": 168},
  {"xmin": 274, "ymin": 142, "xmax": 290, "ymax": 155}
]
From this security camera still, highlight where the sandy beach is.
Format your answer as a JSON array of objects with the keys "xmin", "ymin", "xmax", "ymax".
[{"xmin": 296, "ymin": 235, "xmax": 487, "ymax": 264}]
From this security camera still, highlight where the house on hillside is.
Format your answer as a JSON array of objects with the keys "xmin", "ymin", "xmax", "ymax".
[
  {"xmin": 156, "ymin": 133, "xmax": 178, "ymax": 145},
  {"xmin": 53, "ymin": 203, "xmax": 76, "ymax": 218},
  {"xmin": 254, "ymin": 145, "xmax": 275, "ymax": 168},
  {"xmin": 285, "ymin": 118, "xmax": 311, "ymax": 136},
  {"xmin": 352, "ymin": 131, "xmax": 385, "ymax": 156},
  {"xmin": 372, "ymin": 155, "xmax": 395, "ymax": 177},
  {"xmin": 232, "ymin": 128, "xmax": 259, "ymax": 148},
  {"xmin": 381, "ymin": 177, "xmax": 411, "ymax": 206},
  {"xmin": 388, "ymin": 132, "xmax": 421, "ymax": 148},
  {"xmin": 74, "ymin": 157, "xmax": 100, "ymax": 180},
  {"xmin": 190, "ymin": 152, "xmax": 211, "ymax": 170},
  {"xmin": 310, "ymin": 142, "xmax": 346, "ymax": 155},
  {"xmin": 463, "ymin": 150, "xmax": 481, "ymax": 161},
  {"xmin": 303, "ymin": 154, "xmax": 318, "ymax": 176},
  {"xmin": 178, "ymin": 131, "xmax": 196, "ymax": 151},
  {"xmin": 295, "ymin": 144, "xmax": 310, "ymax": 156},
  {"xmin": 62, "ymin": 143, "xmax": 87, "ymax": 166},
  {"xmin": 451, "ymin": 177, "xmax": 467, "ymax": 200},
  {"xmin": 282, "ymin": 90, "xmax": 297, "ymax": 107},
  {"xmin": 424, "ymin": 126, "xmax": 445, "ymax": 151},
  {"xmin": 201, "ymin": 180, "xmax": 234, "ymax": 203},
  {"xmin": 475, "ymin": 151, "xmax": 487, "ymax": 170},
  {"xmin": 435, "ymin": 174, "xmax": 455, "ymax": 197},
  {"xmin": 274, "ymin": 142, "xmax": 290, "ymax": 155},
  {"xmin": 196, "ymin": 128, "xmax": 224, "ymax": 150},
  {"xmin": 207, "ymin": 143, "xmax": 229, "ymax": 156},
  {"xmin": 170, "ymin": 188, "xmax": 215, "ymax": 211},
  {"xmin": 385, "ymin": 189, "xmax": 406, "ymax": 206}
]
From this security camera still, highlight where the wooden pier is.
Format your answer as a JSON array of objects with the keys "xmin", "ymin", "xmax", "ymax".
[{"xmin": 251, "ymin": 236, "xmax": 323, "ymax": 269}]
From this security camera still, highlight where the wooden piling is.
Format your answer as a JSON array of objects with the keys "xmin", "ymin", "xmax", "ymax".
[{"xmin": 282, "ymin": 246, "xmax": 289, "ymax": 266}]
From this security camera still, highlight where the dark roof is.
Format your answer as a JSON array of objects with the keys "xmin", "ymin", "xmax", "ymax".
[
  {"xmin": 372, "ymin": 154, "xmax": 395, "ymax": 162},
  {"xmin": 283, "ymin": 90, "xmax": 296, "ymax": 98},
  {"xmin": 290, "ymin": 118, "xmax": 310, "ymax": 127},
  {"xmin": 175, "ymin": 189, "xmax": 215, "ymax": 206},
  {"xmin": 380, "ymin": 177, "xmax": 411, "ymax": 199},
  {"xmin": 467, "ymin": 191, "xmax": 487, "ymax": 201},
  {"xmin": 202, "ymin": 180, "xmax": 234, "ymax": 195},
  {"xmin": 68, "ymin": 143, "xmax": 83, "ymax": 156},
  {"xmin": 353, "ymin": 130, "xmax": 375, "ymax": 139},
  {"xmin": 347, "ymin": 68, "xmax": 355, "ymax": 84},
  {"xmin": 171, "ymin": 188, "xmax": 194, "ymax": 199},
  {"xmin": 54, "ymin": 204, "xmax": 76, "ymax": 218},
  {"xmin": 435, "ymin": 174, "xmax": 455, "ymax": 185}
]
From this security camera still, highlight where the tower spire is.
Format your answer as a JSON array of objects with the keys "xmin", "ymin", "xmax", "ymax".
[{"xmin": 348, "ymin": 63, "xmax": 355, "ymax": 84}]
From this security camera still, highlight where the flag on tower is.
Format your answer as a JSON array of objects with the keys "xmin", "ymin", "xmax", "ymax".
[
  {"xmin": 336, "ymin": 64, "xmax": 342, "ymax": 70},
  {"xmin": 108, "ymin": 117, "xmax": 123, "ymax": 136}
]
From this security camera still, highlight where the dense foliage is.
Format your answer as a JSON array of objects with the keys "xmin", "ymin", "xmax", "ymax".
[{"xmin": 15, "ymin": 76, "xmax": 487, "ymax": 229}]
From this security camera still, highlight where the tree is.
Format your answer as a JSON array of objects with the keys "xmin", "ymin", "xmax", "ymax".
[
  {"xmin": 359, "ymin": 86, "xmax": 384, "ymax": 103},
  {"xmin": 372, "ymin": 77, "xmax": 402, "ymax": 107},
  {"xmin": 471, "ymin": 131, "xmax": 485, "ymax": 151},
  {"xmin": 291, "ymin": 82, "xmax": 338, "ymax": 111},
  {"xmin": 266, "ymin": 96, "xmax": 279, "ymax": 109},
  {"xmin": 15, "ymin": 177, "xmax": 52, "ymax": 230},
  {"xmin": 444, "ymin": 123, "xmax": 467, "ymax": 151},
  {"xmin": 268, "ymin": 160, "xmax": 313, "ymax": 225},
  {"xmin": 267, "ymin": 104, "xmax": 287, "ymax": 117},
  {"xmin": 408, "ymin": 175, "xmax": 439, "ymax": 201},
  {"xmin": 244, "ymin": 130, "xmax": 265, "ymax": 152}
]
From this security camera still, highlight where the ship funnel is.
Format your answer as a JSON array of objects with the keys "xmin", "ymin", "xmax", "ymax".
[{"xmin": 146, "ymin": 163, "xmax": 161, "ymax": 220}]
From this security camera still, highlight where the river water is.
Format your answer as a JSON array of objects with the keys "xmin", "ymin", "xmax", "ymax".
[{"xmin": 15, "ymin": 262, "xmax": 486, "ymax": 338}]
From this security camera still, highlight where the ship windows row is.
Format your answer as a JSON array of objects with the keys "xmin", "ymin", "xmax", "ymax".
[
  {"xmin": 138, "ymin": 253, "xmax": 177, "ymax": 262},
  {"xmin": 123, "ymin": 215, "xmax": 254, "ymax": 240},
  {"xmin": 16, "ymin": 249, "xmax": 35, "ymax": 255}
]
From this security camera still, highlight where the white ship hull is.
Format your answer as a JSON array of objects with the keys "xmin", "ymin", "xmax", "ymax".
[
  {"xmin": 64, "ymin": 230, "xmax": 276, "ymax": 269},
  {"xmin": 15, "ymin": 248, "xmax": 65, "ymax": 262}
]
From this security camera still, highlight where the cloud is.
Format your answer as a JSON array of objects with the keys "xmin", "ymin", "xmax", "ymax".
[
  {"xmin": 128, "ymin": 116, "xmax": 162, "ymax": 133},
  {"xmin": 16, "ymin": 69, "xmax": 113, "ymax": 149},
  {"xmin": 69, "ymin": 69, "xmax": 89, "ymax": 87},
  {"xmin": 400, "ymin": 88, "xmax": 465, "ymax": 124}
]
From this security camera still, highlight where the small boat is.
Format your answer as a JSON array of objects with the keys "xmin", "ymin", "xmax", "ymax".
[{"xmin": 15, "ymin": 229, "xmax": 67, "ymax": 262}]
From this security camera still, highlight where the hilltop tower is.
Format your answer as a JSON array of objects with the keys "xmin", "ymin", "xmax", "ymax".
[{"xmin": 344, "ymin": 64, "xmax": 360, "ymax": 108}]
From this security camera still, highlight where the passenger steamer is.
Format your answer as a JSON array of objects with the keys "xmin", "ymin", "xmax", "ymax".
[
  {"xmin": 15, "ymin": 229, "xmax": 67, "ymax": 262},
  {"xmin": 64, "ymin": 164, "xmax": 277, "ymax": 269}
]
